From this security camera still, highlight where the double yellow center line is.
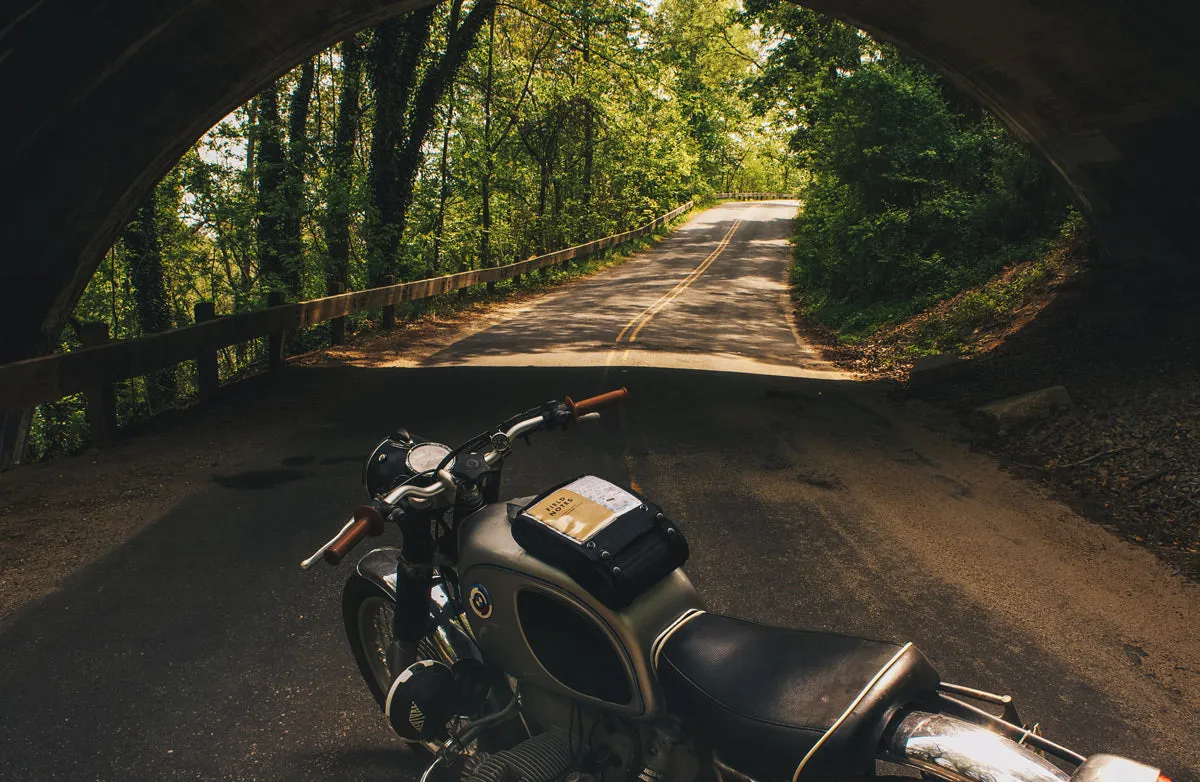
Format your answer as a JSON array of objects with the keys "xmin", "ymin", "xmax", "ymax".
[{"xmin": 614, "ymin": 213, "xmax": 747, "ymax": 344}]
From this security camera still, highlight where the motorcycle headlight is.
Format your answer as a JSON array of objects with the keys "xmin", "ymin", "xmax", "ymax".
[{"xmin": 363, "ymin": 431, "xmax": 453, "ymax": 499}]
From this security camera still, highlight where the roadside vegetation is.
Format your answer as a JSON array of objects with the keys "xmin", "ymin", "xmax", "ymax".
[
  {"xmin": 740, "ymin": 1, "xmax": 1071, "ymax": 341},
  {"xmin": 820, "ymin": 214, "xmax": 1090, "ymax": 377},
  {"xmin": 736, "ymin": 8, "xmax": 1200, "ymax": 577}
]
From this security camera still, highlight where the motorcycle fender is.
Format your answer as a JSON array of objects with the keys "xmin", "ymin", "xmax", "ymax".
[
  {"xmin": 354, "ymin": 546, "xmax": 482, "ymax": 663},
  {"xmin": 354, "ymin": 546, "xmax": 402, "ymax": 597}
]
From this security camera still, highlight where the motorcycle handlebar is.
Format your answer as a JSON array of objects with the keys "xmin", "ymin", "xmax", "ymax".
[
  {"xmin": 303, "ymin": 390, "xmax": 630, "ymax": 569},
  {"xmin": 566, "ymin": 387, "xmax": 628, "ymax": 419},
  {"xmin": 321, "ymin": 506, "xmax": 385, "ymax": 565}
]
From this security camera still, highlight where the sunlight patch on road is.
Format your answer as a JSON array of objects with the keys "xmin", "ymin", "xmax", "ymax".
[{"xmin": 428, "ymin": 347, "xmax": 851, "ymax": 380}]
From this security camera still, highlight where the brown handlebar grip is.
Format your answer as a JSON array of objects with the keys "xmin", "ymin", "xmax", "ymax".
[
  {"xmin": 324, "ymin": 506, "xmax": 385, "ymax": 565},
  {"xmin": 566, "ymin": 387, "xmax": 629, "ymax": 419}
]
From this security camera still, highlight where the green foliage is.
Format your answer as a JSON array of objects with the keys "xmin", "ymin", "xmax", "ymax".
[
  {"xmin": 25, "ymin": 395, "xmax": 89, "ymax": 462},
  {"xmin": 742, "ymin": 1, "xmax": 1069, "ymax": 337},
  {"xmin": 896, "ymin": 214, "xmax": 1082, "ymax": 356},
  {"xmin": 905, "ymin": 262, "xmax": 1051, "ymax": 355}
]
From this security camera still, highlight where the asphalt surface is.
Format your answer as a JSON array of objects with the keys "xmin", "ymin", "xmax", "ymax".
[
  {"xmin": 427, "ymin": 201, "xmax": 831, "ymax": 374},
  {"xmin": 1, "ymin": 203, "xmax": 1197, "ymax": 781}
]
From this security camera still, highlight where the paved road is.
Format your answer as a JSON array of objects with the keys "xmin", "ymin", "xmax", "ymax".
[
  {"xmin": 1, "ymin": 204, "xmax": 1197, "ymax": 781},
  {"xmin": 427, "ymin": 200, "xmax": 831, "ymax": 374}
]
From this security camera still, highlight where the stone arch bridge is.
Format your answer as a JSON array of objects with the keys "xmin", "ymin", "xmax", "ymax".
[{"xmin": 0, "ymin": 0, "xmax": 1196, "ymax": 370}]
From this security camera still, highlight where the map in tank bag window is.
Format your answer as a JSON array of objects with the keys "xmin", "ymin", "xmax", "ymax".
[{"xmin": 525, "ymin": 477, "xmax": 641, "ymax": 543}]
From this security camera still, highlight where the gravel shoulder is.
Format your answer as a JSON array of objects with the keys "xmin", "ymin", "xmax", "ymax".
[
  {"xmin": 805, "ymin": 251, "xmax": 1200, "ymax": 582},
  {"xmin": 914, "ymin": 276, "xmax": 1200, "ymax": 583}
]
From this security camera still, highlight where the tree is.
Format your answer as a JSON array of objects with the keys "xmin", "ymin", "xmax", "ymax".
[
  {"xmin": 255, "ymin": 80, "xmax": 287, "ymax": 295},
  {"xmin": 367, "ymin": 9, "xmax": 437, "ymax": 285},
  {"xmin": 325, "ymin": 33, "xmax": 366, "ymax": 291},
  {"xmin": 392, "ymin": 0, "xmax": 498, "ymax": 273},
  {"xmin": 122, "ymin": 189, "xmax": 177, "ymax": 411},
  {"xmin": 281, "ymin": 59, "xmax": 315, "ymax": 296},
  {"xmin": 739, "ymin": 1, "xmax": 1066, "ymax": 334},
  {"xmin": 30, "ymin": 0, "xmax": 793, "ymax": 463}
]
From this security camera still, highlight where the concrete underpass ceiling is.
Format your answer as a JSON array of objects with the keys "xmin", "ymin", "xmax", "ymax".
[{"xmin": 1, "ymin": 0, "xmax": 1199, "ymax": 365}]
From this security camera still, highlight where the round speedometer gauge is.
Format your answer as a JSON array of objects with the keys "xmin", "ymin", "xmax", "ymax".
[{"xmin": 406, "ymin": 442, "xmax": 454, "ymax": 474}]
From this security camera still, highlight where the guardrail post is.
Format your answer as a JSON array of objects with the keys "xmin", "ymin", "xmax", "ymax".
[
  {"xmin": 267, "ymin": 291, "xmax": 284, "ymax": 369},
  {"xmin": 78, "ymin": 322, "xmax": 117, "ymax": 446},
  {"xmin": 329, "ymin": 282, "xmax": 346, "ymax": 345},
  {"xmin": 382, "ymin": 274, "xmax": 396, "ymax": 330},
  {"xmin": 193, "ymin": 302, "xmax": 219, "ymax": 402}
]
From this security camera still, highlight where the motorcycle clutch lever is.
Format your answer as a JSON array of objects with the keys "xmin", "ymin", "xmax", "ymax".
[{"xmin": 301, "ymin": 515, "xmax": 359, "ymax": 569}]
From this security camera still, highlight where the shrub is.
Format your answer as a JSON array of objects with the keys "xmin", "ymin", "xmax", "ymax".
[{"xmin": 791, "ymin": 53, "xmax": 1068, "ymax": 335}]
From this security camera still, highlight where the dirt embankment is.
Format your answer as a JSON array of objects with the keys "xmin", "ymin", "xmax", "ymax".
[{"xmin": 807, "ymin": 238, "xmax": 1200, "ymax": 581}]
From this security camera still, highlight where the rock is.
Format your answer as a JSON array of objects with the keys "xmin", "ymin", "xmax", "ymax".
[
  {"xmin": 908, "ymin": 352, "xmax": 966, "ymax": 389},
  {"xmin": 972, "ymin": 386, "xmax": 1073, "ymax": 436}
]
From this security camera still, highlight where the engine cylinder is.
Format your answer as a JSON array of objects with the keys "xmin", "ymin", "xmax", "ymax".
[{"xmin": 464, "ymin": 730, "xmax": 573, "ymax": 782}]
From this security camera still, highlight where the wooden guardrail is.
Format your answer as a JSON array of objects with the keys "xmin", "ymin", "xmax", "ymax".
[
  {"xmin": 0, "ymin": 201, "xmax": 693, "ymax": 416},
  {"xmin": 714, "ymin": 192, "xmax": 797, "ymax": 201}
]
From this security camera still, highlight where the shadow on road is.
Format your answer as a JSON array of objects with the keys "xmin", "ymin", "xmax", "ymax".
[{"xmin": 0, "ymin": 363, "xmax": 1195, "ymax": 780}]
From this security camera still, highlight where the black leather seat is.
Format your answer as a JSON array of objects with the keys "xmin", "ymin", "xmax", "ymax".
[{"xmin": 655, "ymin": 613, "xmax": 939, "ymax": 781}]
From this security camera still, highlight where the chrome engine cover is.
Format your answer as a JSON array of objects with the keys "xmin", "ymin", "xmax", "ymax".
[{"xmin": 457, "ymin": 501, "xmax": 704, "ymax": 719}]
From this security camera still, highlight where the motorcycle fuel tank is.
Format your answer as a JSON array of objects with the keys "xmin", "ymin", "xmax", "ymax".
[{"xmin": 457, "ymin": 500, "xmax": 705, "ymax": 719}]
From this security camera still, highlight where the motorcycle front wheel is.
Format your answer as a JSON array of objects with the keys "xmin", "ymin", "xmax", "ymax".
[{"xmin": 341, "ymin": 574, "xmax": 449, "ymax": 708}]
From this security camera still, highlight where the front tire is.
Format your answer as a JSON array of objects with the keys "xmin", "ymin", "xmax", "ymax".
[
  {"xmin": 342, "ymin": 574, "xmax": 402, "ymax": 707},
  {"xmin": 345, "ymin": 573, "xmax": 494, "ymax": 760}
]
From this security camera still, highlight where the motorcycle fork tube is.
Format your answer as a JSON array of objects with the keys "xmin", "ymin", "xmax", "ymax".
[{"xmin": 392, "ymin": 515, "xmax": 435, "ymax": 645}]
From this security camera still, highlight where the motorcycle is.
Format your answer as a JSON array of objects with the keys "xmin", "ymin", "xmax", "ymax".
[{"xmin": 303, "ymin": 389, "xmax": 1169, "ymax": 782}]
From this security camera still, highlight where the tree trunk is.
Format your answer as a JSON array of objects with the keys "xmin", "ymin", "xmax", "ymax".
[
  {"xmin": 244, "ymin": 97, "xmax": 258, "ymax": 198},
  {"xmin": 553, "ymin": 176, "xmax": 563, "ymax": 246},
  {"xmin": 392, "ymin": 0, "xmax": 496, "ymax": 268},
  {"xmin": 367, "ymin": 9, "xmax": 436, "ymax": 285},
  {"xmin": 326, "ymin": 33, "xmax": 365, "ymax": 290},
  {"xmin": 583, "ymin": 104, "xmax": 594, "ymax": 211},
  {"xmin": 581, "ymin": 0, "xmax": 594, "ymax": 212},
  {"xmin": 123, "ymin": 188, "xmax": 176, "ymax": 411},
  {"xmin": 281, "ymin": 59, "xmax": 315, "ymax": 297},
  {"xmin": 255, "ymin": 81, "xmax": 286, "ymax": 295},
  {"xmin": 538, "ymin": 160, "xmax": 551, "ymax": 253},
  {"xmin": 432, "ymin": 84, "xmax": 455, "ymax": 275},
  {"xmin": 234, "ymin": 97, "xmax": 259, "ymax": 316},
  {"xmin": 479, "ymin": 4, "xmax": 495, "ymax": 271}
]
